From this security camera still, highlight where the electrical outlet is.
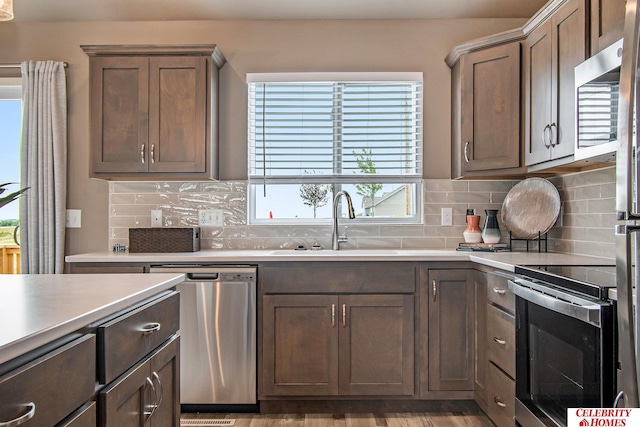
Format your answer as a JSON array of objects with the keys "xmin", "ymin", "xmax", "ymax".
[
  {"xmin": 199, "ymin": 209, "xmax": 224, "ymax": 227},
  {"xmin": 151, "ymin": 210, "xmax": 163, "ymax": 227},
  {"xmin": 66, "ymin": 209, "xmax": 81, "ymax": 228},
  {"xmin": 441, "ymin": 207, "xmax": 453, "ymax": 226}
]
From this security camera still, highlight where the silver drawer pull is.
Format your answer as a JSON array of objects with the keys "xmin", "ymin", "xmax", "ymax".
[
  {"xmin": 493, "ymin": 287, "xmax": 506, "ymax": 295},
  {"xmin": 141, "ymin": 144, "xmax": 145, "ymax": 164},
  {"xmin": 494, "ymin": 396, "xmax": 507, "ymax": 408},
  {"xmin": 493, "ymin": 337, "xmax": 506, "ymax": 345},
  {"xmin": 0, "ymin": 402, "xmax": 36, "ymax": 427},
  {"xmin": 141, "ymin": 322, "xmax": 161, "ymax": 335}
]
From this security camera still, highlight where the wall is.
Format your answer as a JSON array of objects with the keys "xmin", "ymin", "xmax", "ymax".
[
  {"xmin": 107, "ymin": 167, "xmax": 616, "ymax": 261},
  {"xmin": 0, "ymin": 18, "xmax": 526, "ymax": 255}
]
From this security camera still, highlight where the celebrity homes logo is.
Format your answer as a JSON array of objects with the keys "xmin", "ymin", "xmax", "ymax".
[{"xmin": 567, "ymin": 408, "xmax": 640, "ymax": 426}]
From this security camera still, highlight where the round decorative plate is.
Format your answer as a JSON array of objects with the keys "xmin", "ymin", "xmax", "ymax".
[{"xmin": 501, "ymin": 177, "xmax": 561, "ymax": 240}]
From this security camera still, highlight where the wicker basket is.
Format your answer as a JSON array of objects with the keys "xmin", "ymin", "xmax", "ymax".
[{"xmin": 129, "ymin": 227, "xmax": 201, "ymax": 253}]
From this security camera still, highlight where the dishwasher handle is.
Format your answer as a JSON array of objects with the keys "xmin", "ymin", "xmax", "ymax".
[{"xmin": 186, "ymin": 272, "xmax": 219, "ymax": 281}]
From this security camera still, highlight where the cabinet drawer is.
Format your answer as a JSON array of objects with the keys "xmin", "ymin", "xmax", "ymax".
[
  {"xmin": 487, "ymin": 304, "xmax": 515, "ymax": 378},
  {"xmin": 486, "ymin": 272, "xmax": 515, "ymax": 314},
  {"xmin": 487, "ymin": 362, "xmax": 515, "ymax": 427},
  {"xmin": 0, "ymin": 335, "xmax": 96, "ymax": 427},
  {"xmin": 99, "ymin": 291, "xmax": 179, "ymax": 384},
  {"xmin": 57, "ymin": 401, "xmax": 96, "ymax": 427}
]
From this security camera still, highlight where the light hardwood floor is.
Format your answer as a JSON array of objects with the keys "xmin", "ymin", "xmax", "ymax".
[{"xmin": 180, "ymin": 413, "xmax": 494, "ymax": 427}]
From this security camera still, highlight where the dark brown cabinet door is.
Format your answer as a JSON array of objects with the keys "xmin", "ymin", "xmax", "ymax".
[
  {"xmin": 90, "ymin": 56, "xmax": 149, "ymax": 174},
  {"xmin": 149, "ymin": 336, "xmax": 180, "ymax": 427},
  {"xmin": 525, "ymin": 21, "xmax": 555, "ymax": 166},
  {"xmin": 427, "ymin": 269, "xmax": 474, "ymax": 392},
  {"xmin": 262, "ymin": 295, "xmax": 340, "ymax": 396},
  {"xmin": 591, "ymin": 0, "xmax": 625, "ymax": 55},
  {"xmin": 525, "ymin": 0, "xmax": 587, "ymax": 166},
  {"xmin": 99, "ymin": 335, "xmax": 179, "ymax": 427},
  {"xmin": 148, "ymin": 56, "xmax": 207, "ymax": 174},
  {"xmin": 339, "ymin": 294, "xmax": 414, "ymax": 396},
  {"xmin": 460, "ymin": 42, "xmax": 521, "ymax": 173}
]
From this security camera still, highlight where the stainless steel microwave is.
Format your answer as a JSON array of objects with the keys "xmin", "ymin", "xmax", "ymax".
[{"xmin": 574, "ymin": 38, "xmax": 623, "ymax": 162}]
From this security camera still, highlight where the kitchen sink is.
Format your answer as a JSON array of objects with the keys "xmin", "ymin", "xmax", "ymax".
[{"xmin": 268, "ymin": 249, "xmax": 398, "ymax": 256}]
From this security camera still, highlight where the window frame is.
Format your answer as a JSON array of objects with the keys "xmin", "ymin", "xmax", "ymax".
[{"xmin": 247, "ymin": 72, "xmax": 423, "ymax": 225}]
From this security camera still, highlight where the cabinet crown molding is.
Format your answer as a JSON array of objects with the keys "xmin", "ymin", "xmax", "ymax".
[
  {"xmin": 81, "ymin": 44, "xmax": 226, "ymax": 68},
  {"xmin": 445, "ymin": 0, "xmax": 571, "ymax": 67}
]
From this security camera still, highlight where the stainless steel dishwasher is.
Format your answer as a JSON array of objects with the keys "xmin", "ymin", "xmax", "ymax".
[{"xmin": 149, "ymin": 265, "xmax": 257, "ymax": 409}]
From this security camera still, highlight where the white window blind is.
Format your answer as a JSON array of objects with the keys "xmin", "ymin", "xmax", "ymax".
[{"xmin": 248, "ymin": 79, "xmax": 423, "ymax": 184}]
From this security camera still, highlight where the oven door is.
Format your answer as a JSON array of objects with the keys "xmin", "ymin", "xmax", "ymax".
[{"xmin": 509, "ymin": 279, "xmax": 616, "ymax": 427}]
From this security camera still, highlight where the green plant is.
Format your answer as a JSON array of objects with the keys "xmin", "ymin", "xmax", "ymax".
[{"xmin": 0, "ymin": 182, "xmax": 28, "ymax": 209}]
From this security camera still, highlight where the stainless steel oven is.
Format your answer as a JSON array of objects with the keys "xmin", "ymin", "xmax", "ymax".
[{"xmin": 510, "ymin": 266, "xmax": 617, "ymax": 427}]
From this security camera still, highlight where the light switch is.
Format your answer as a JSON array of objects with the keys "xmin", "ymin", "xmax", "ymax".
[
  {"xmin": 151, "ymin": 210, "xmax": 163, "ymax": 227},
  {"xmin": 441, "ymin": 207, "xmax": 453, "ymax": 226},
  {"xmin": 66, "ymin": 209, "xmax": 81, "ymax": 228}
]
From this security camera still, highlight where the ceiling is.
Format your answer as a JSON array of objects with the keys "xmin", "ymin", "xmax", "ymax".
[{"xmin": 12, "ymin": 0, "xmax": 550, "ymax": 22}]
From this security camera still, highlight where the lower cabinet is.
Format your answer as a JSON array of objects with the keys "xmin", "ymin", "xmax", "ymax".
[
  {"xmin": 0, "ymin": 335, "xmax": 96, "ymax": 427},
  {"xmin": 262, "ymin": 293, "xmax": 414, "ymax": 397},
  {"xmin": 97, "ymin": 291, "xmax": 180, "ymax": 427},
  {"xmin": 421, "ymin": 268, "xmax": 475, "ymax": 397},
  {"xmin": 99, "ymin": 335, "xmax": 180, "ymax": 427},
  {"xmin": 475, "ymin": 267, "xmax": 516, "ymax": 427}
]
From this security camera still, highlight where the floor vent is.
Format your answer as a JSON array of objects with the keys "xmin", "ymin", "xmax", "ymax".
[{"xmin": 181, "ymin": 420, "xmax": 236, "ymax": 427}]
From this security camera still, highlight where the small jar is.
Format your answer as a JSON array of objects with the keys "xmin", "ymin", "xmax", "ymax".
[
  {"xmin": 482, "ymin": 209, "xmax": 501, "ymax": 244},
  {"xmin": 463, "ymin": 215, "xmax": 482, "ymax": 243}
]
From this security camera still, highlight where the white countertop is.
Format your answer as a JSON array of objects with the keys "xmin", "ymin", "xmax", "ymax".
[
  {"xmin": 0, "ymin": 273, "xmax": 185, "ymax": 365},
  {"xmin": 65, "ymin": 249, "xmax": 614, "ymax": 272}
]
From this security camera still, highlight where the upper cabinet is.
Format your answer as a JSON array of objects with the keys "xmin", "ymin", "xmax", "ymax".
[
  {"xmin": 451, "ymin": 40, "xmax": 524, "ymax": 179},
  {"xmin": 524, "ymin": 0, "xmax": 588, "ymax": 167},
  {"xmin": 448, "ymin": 0, "xmax": 621, "ymax": 177},
  {"xmin": 591, "ymin": 0, "xmax": 626, "ymax": 55},
  {"xmin": 82, "ymin": 45, "xmax": 226, "ymax": 180}
]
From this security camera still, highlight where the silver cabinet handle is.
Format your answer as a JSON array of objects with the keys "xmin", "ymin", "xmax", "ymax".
[
  {"xmin": 144, "ymin": 377, "xmax": 158, "ymax": 418},
  {"xmin": 150, "ymin": 144, "xmax": 155, "ymax": 164},
  {"xmin": 432, "ymin": 279, "xmax": 437, "ymax": 302},
  {"xmin": 141, "ymin": 322, "xmax": 161, "ymax": 335},
  {"xmin": 464, "ymin": 141, "xmax": 470, "ymax": 163},
  {"xmin": 494, "ymin": 396, "xmax": 507, "ymax": 408},
  {"xmin": 542, "ymin": 124, "xmax": 551, "ymax": 148},
  {"xmin": 493, "ymin": 337, "xmax": 506, "ymax": 345},
  {"xmin": 141, "ymin": 144, "xmax": 145, "ymax": 164},
  {"xmin": 342, "ymin": 303, "xmax": 346, "ymax": 328},
  {"xmin": 493, "ymin": 287, "xmax": 506, "ymax": 295},
  {"xmin": 331, "ymin": 304, "xmax": 336, "ymax": 328},
  {"xmin": 550, "ymin": 122, "xmax": 557, "ymax": 146},
  {"xmin": 0, "ymin": 402, "xmax": 35, "ymax": 427},
  {"xmin": 152, "ymin": 371, "xmax": 163, "ymax": 411}
]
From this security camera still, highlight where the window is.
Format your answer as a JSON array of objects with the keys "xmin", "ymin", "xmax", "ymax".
[
  {"xmin": 0, "ymin": 78, "xmax": 22, "ymax": 245},
  {"xmin": 248, "ymin": 73, "xmax": 423, "ymax": 223}
]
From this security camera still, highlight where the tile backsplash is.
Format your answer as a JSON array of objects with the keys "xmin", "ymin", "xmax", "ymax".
[{"xmin": 108, "ymin": 166, "xmax": 615, "ymax": 260}]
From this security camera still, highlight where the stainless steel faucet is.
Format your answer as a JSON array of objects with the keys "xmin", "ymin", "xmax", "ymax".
[{"xmin": 332, "ymin": 190, "xmax": 356, "ymax": 250}]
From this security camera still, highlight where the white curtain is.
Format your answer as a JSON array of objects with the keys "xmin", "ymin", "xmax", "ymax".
[{"xmin": 19, "ymin": 61, "xmax": 67, "ymax": 274}]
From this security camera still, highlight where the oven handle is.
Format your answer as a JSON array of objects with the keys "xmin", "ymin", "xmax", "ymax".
[{"xmin": 508, "ymin": 280, "xmax": 602, "ymax": 327}]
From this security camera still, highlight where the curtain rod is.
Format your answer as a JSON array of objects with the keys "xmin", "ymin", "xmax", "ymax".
[{"xmin": 0, "ymin": 62, "xmax": 68, "ymax": 69}]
